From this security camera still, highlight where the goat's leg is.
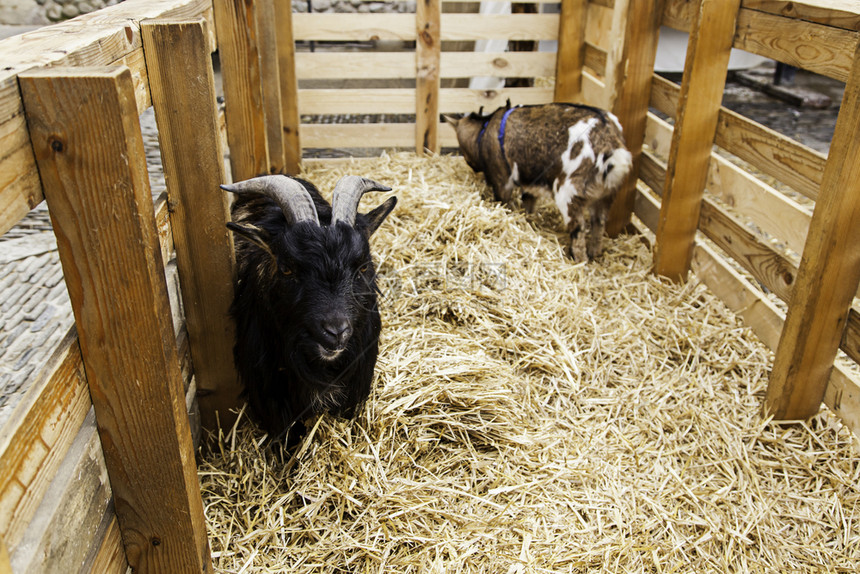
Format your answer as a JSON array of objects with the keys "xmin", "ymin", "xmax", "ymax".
[
  {"xmin": 587, "ymin": 193, "xmax": 614, "ymax": 259},
  {"xmin": 565, "ymin": 197, "xmax": 589, "ymax": 262}
]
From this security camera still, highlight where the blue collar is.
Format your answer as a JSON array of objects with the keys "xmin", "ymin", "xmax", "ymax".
[{"xmin": 498, "ymin": 106, "xmax": 517, "ymax": 156}]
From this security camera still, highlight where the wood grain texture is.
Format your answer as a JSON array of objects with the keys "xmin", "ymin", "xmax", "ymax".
[
  {"xmin": 256, "ymin": 0, "xmax": 284, "ymax": 174},
  {"xmin": 602, "ymin": 0, "xmax": 630, "ymax": 109},
  {"xmin": 0, "ymin": 0, "xmax": 212, "ymax": 238},
  {"xmin": 653, "ymin": 0, "xmax": 741, "ymax": 281},
  {"xmin": 0, "ymin": 332, "xmax": 89, "ymax": 552},
  {"xmin": 766, "ymin": 41, "xmax": 860, "ymax": 420},
  {"xmin": 636, "ymin": 185, "xmax": 860, "ymax": 434},
  {"xmin": 743, "ymin": 0, "xmax": 860, "ymax": 31},
  {"xmin": 275, "ymin": 0, "xmax": 301, "ymax": 174},
  {"xmin": 19, "ymin": 66, "xmax": 210, "ymax": 573},
  {"xmin": 604, "ymin": 0, "xmax": 663, "ymax": 236},
  {"xmin": 295, "ymin": 52, "xmax": 416, "ymax": 80},
  {"xmin": 416, "ymin": 0, "xmax": 441, "ymax": 154},
  {"xmin": 733, "ymin": 8, "xmax": 857, "ymax": 82},
  {"xmin": 211, "ymin": 0, "xmax": 268, "ymax": 181},
  {"xmin": 142, "ymin": 20, "xmax": 241, "ymax": 432},
  {"xmin": 9, "ymin": 411, "xmax": 110, "ymax": 574},
  {"xmin": 650, "ymin": 72, "xmax": 827, "ymax": 202},
  {"xmin": 87, "ymin": 515, "xmax": 131, "ymax": 574},
  {"xmin": 554, "ymin": 0, "xmax": 588, "ymax": 102}
]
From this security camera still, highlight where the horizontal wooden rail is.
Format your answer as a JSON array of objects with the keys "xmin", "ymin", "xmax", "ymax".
[
  {"xmin": 662, "ymin": 0, "xmax": 859, "ymax": 81},
  {"xmin": 644, "ymin": 110, "xmax": 813, "ymax": 257},
  {"xmin": 634, "ymin": 184, "xmax": 860, "ymax": 434},
  {"xmin": 296, "ymin": 52, "xmax": 416, "ymax": 80},
  {"xmin": 291, "ymin": 13, "xmax": 560, "ymax": 42},
  {"xmin": 0, "ymin": 0, "xmax": 214, "ymax": 238},
  {"xmin": 650, "ymin": 74, "xmax": 827, "ymax": 202}
]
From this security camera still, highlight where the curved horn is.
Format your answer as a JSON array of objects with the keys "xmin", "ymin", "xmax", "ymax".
[
  {"xmin": 331, "ymin": 176, "xmax": 392, "ymax": 227},
  {"xmin": 220, "ymin": 175, "xmax": 319, "ymax": 226}
]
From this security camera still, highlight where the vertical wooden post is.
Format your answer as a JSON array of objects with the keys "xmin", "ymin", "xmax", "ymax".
[
  {"xmin": 554, "ymin": 0, "xmax": 588, "ymax": 103},
  {"xmin": 256, "ymin": 0, "xmax": 285, "ymax": 174},
  {"xmin": 765, "ymin": 39, "xmax": 860, "ymax": 420},
  {"xmin": 605, "ymin": 0, "xmax": 664, "ymax": 236},
  {"xmin": 416, "ymin": 0, "xmax": 441, "ymax": 154},
  {"xmin": 19, "ymin": 66, "xmax": 211, "ymax": 574},
  {"xmin": 142, "ymin": 19, "xmax": 242, "ymax": 432},
  {"xmin": 212, "ymin": 0, "xmax": 269, "ymax": 181},
  {"xmin": 275, "ymin": 0, "xmax": 302, "ymax": 173},
  {"xmin": 652, "ymin": 0, "xmax": 741, "ymax": 281},
  {"xmin": 602, "ymin": 0, "xmax": 630, "ymax": 109}
]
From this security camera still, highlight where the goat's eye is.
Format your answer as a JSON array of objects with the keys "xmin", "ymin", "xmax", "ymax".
[{"xmin": 359, "ymin": 266, "xmax": 368, "ymax": 274}]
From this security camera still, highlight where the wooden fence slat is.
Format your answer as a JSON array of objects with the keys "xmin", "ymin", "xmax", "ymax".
[
  {"xmin": 602, "ymin": 0, "xmax": 630, "ymax": 108},
  {"xmin": 439, "ymin": 87, "xmax": 555, "ymax": 113},
  {"xmin": 733, "ymin": 8, "xmax": 856, "ymax": 82},
  {"xmin": 211, "ymin": 0, "xmax": 268, "ymax": 181},
  {"xmin": 441, "ymin": 52, "xmax": 557, "ymax": 79},
  {"xmin": 416, "ymin": 0, "xmax": 441, "ymax": 154},
  {"xmin": 292, "ymin": 13, "xmax": 416, "ymax": 41},
  {"xmin": 141, "ymin": 19, "xmax": 241, "ymax": 432},
  {"xmin": 653, "ymin": 0, "xmax": 741, "ymax": 281},
  {"xmin": 636, "ymin": 183, "xmax": 860, "ymax": 434},
  {"xmin": 295, "ymin": 52, "xmax": 415, "ymax": 80},
  {"xmin": 765, "ymin": 40, "xmax": 860, "ymax": 420},
  {"xmin": 554, "ymin": 0, "xmax": 588, "ymax": 103},
  {"xmin": 275, "ymin": 0, "xmax": 301, "ymax": 173},
  {"xmin": 742, "ymin": 0, "xmax": 860, "ymax": 31},
  {"xmin": 0, "ymin": 332, "xmax": 89, "ymax": 551},
  {"xmin": 604, "ymin": 0, "xmax": 662, "ymax": 235},
  {"xmin": 256, "ymin": 0, "xmax": 284, "ymax": 174},
  {"xmin": 19, "ymin": 66, "xmax": 210, "ymax": 573}
]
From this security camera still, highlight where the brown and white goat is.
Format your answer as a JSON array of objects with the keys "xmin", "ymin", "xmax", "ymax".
[{"xmin": 445, "ymin": 102, "xmax": 632, "ymax": 262}]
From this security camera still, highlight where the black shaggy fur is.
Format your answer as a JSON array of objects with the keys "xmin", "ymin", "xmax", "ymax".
[{"xmin": 228, "ymin": 177, "xmax": 396, "ymax": 445}]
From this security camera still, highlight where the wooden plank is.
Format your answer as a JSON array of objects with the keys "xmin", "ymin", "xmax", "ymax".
[
  {"xmin": 661, "ymin": 0, "xmax": 696, "ymax": 31},
  {"xmin": 299, "ymin": 88, "xmax": 416, "ymax": 115},
  {"xmin": 439, "ymin": 87, "xmax": 554, "ymax": 113},
  {"xmin": 275, "ymin": 0, "xmax": 301, "ymax": 174},
  {"xmin": 87, "ymin": 516, "xmax": 130, "ymax": 574},
  {"xmin": 650, "ymin": 73, "xmax": 827, "ymax": 202},
  {"xmin": 734, "ymin": 8, "xmax": 856, "ymax": 82},
  {"xmin": 292, "ymin": 13, "xmax": 559, "ymax": 42},
  {"xmin": 295, "ymin": 52, "xmax": 415, "ymax": 80},
  {"xmin": 637, "ymin": 185, "xmax": 860, "ymax": 436},
  {"xmin": 19, "ymin": 66, "xmax": 210, "ymax": 573},
  {"xmin": 9, "ymin": 411, "xmax": 111, "ymax": 574},
  {"xmin": 301, "ymin": 122, "xmax": 415, "ymax": 149},
  {"xmin": 441, "ymin": 52, "xmax": 557, "ymax": 80},
  {"xmin": 645, "ymin": 110, "xmax": 813, "ymax": 257},
  {"xmin": 292, "ymin": 13, "xmax": 416, "ymax": 41},
  {"xmin": 604, "ymin": 0, "xmax": 662, "ymax": 236},
  {"xmin": 211, "ymin": 0, "xmax": 268, "ymax": 181},
  {"xmin": 766, "ymin": 42, "xmax": 860, "ymax": 420},
  {"xmin": 0, "ymin": 331, "xmax": 89, "ymax": 551},
  {"xmin": 742, "ymin": 0, "xmax": 860, "ymax": 31},
  {"xmin": 255, "ymin": 0, "xmax": 284, "ymax": 174},
  {"xmin": 142, "ymin": 20, "xmax": 241, "ymax": 433},
  {"xmin": 583, "ymin": 42, "xmax": 607, "ymax": 77},
  {"xmin": 602, "ymin": 0, "xmax": 630, "ymax": 109},
  {"xmin": 653, "ymin": 0, "xmax": 741, "ymax": 281},
  {"xmin": 417, "ymin": 0, "xmax": 441, "ymax": 154},
  {"xmin": 0, "ymin": 0, "xmax": 213, "ymax": 238},
  {"xmin": 554, "ymin": 0, "xmax": 588, "ymax": 103},
  {"xmin": 581, "ymin": 69, "xmax": 609, "ymax": 109},
  {"xmin": 584, "ymin": 1, "xmax": 614, "ymax": 51},
  {"xmin": 0, "ymin": 539, "xmax": 9, "ymax": 574}
]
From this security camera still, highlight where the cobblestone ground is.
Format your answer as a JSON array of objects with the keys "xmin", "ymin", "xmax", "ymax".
[{"xmin": 0, "ymin": 65, "xmax": 844, "ymax": 421}]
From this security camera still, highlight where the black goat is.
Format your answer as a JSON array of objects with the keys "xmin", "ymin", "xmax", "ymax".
[{"xmin": 223, "ymin": 175, "xmax": 397, "ymax": 445}]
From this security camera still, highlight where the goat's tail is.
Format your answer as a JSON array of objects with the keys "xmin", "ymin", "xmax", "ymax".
[{"xmin": 601, "ymin": 147, "xmax": 633, "ymax": 191}]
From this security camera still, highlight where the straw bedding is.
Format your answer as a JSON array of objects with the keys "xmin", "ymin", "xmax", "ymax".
[{"xmin": 199, "ymin": 153, "xmax": 860, "ymax": 573}]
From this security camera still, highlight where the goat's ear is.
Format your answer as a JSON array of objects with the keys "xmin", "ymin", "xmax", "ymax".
[
  {"xmin": 360, "ymin": 196, "xmax": 397, "ymax": 238},
  {"xmin": 227, "ymin": 222, "xmax": 275, "ymax": 257},
  {"xmin": 442, "ymin": 114, "xmax": 461, "ymax": 128}
]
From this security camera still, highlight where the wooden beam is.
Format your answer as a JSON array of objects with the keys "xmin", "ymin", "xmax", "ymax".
[
  {"xmin": 19, "ymin": 66, "xmax": 210, "ymax": 573},
  {"xmin": 604, "ymin": 0, "xmax": 663, "ymax": 235},
  {"xmin": 255, "ymin": 0, "xmax": 284, "ymax": 174},
  {"xmin": 275, "ymin": 0, "xmax": 301, "ymax": 174},
  {"xmin": 765, "ymin": 40, "xmax": 860, "ymax": 420},
  {"xmin": 416, "ymin": 0, "xmax": 441, "ymax": 154},
  {"xmin": 211, "ymin": 0, "xmax": 268, "ymax": 181},
  {"xmin": 554, "ymin": 0, "xmax": 588, "ymax": 102},
  {"xmin": 142, "ymin": 19, "xmax": 241, "ymax": 432},
  {"xmin": 653, "ymin": 0, "xmax": 741, "ymax": 281}
]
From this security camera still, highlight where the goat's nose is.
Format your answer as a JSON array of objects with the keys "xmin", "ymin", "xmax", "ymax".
[{"xmin": 322, "ymin": 318, "xmax": 352, "ymax": 347}]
